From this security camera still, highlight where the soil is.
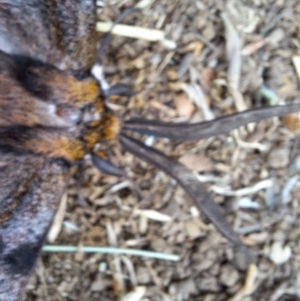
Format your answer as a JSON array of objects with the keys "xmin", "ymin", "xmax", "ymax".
[{"xmin": 25, "ymin": 1, "xmax": 300, "ymax": 300}]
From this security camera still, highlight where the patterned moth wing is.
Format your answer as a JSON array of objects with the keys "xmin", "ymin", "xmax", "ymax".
[
  {"xmin": 0, "ymin": 1, "xmax": 99, "ymax": 300},
  {"xmin": 0, "ymin": 0, "xmax": 97, "ymax": 73},
  {"xmin": 0, "ymin": 155, "xmax": 71, "ymax": 300}
]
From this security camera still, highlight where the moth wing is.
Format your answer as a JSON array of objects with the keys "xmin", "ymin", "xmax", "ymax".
[
  {"xmin": 0, "ymin": 153, "xmax": 72, "ymax": 300},
  {"xmin": 0, "ymin": 0, "xmax": 98, "ymax": 298},
  {"xmin": 0, "ymin": 0, "xmax": 97, "ymax": 73}
]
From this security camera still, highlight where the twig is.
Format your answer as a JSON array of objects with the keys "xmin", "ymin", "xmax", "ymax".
[
  {"xmin": 211, "ymin": 178, "xmax": 273, "ymax": 197},
  {"xmin": 96, "ymin": 22, "xmax": 165, "ymax": 41}
]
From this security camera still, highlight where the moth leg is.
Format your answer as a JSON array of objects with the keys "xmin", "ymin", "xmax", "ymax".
[
  {"xmin": 83, "ymin": 111, "xmax": 124, "ymax": 176},
  {"xmin": 91, "ymin": 151, "xmax": 126, "ymax": 177}
]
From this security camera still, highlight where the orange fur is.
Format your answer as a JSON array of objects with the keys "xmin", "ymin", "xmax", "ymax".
[
  {"xmin": 24, "ymin": 135, "xmax": 85, "ymax": 161},
  {"xmin": 94, "ymin": 150, "xmax": 107, "ymax": 159},
  {"xmin": 0, "ymin": 52, "xmax": 120, "ymax": 161},
  {"xmin": 282, "ymin": 113, "xmax": 300, "ymax": 132},
  {"xmin": 83, "ymin": 132, "xmax": 99, "ymax": 149},
  {"xmin": 28, "ymin": 66, "xmax": 100, "ymax": 106},
  {"xmin": 102, "ymin": 114, "xmax": 121, "ymax": 140},
  {"xmin": 54, "ymin": 76, "xmax": 99, "ymax": 106},
  {"xmin": 83, "ymin": 113, "xmax": 120, "ymax": 146}
]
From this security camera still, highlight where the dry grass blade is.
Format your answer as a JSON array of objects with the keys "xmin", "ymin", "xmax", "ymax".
[
  {"xmin": 221, "ymin": 12, "xmax": 241, "ymax": 90},
  {"xmin": 42, "ymin": 245, "xmax": 180, "ymax": 261},
  {"xmin": 221, "ymin": 12, "xmax": 246, "ymax": 111}
]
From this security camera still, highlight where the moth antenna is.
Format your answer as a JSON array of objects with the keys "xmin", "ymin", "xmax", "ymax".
[
  {"xmin": 92, "ymin": 153, "xmax": 126, "ymax": 177},
  {"xmin": 120, "ymin": 134, "xmax": 256, "ymax": 270},
  {"xmin": 123, "ymin": 103, "xmax": 300, "ymax": 141}
]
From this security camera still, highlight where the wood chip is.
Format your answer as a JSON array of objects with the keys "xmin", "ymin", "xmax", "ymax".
[
  {"xmin": 241, "ymin": 39, "xmax": 267, "ymax": 56},
  {"xmin": 227, "ymin": 264, "xmax": 258, "ymax": 301},
  {"xmin": 178, "ymin": 153, "xmax": 212, "ymax": 172},
  {"xmin": 134, "ymin": 209, "xmax": 172, "ymax": 222},
  {"xmin": 96, "ymin": 22, "xmax": 165, "ymax": 41},
  {"xmin": 292, "ymin": 55, "xmax": 300, "ymax": 84},
  {"xmin": 47, "ymin": 192, "xmax": 68, "ymax": 243},
  {"xmin": 184, "ymin": 219, "xmax": 203, "ymax": 240}
]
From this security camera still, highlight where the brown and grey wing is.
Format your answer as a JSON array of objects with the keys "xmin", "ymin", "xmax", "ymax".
[
  {"xmin": 0, "ymin": 0, "xmax": 97, "ymax": 73},
  {"xmin": 0, "ymin": 154, "xmax": 71, "ymax": 301}
]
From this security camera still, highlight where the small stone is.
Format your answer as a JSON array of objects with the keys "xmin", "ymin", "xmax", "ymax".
[
  {"xmin": 91, "ymin": 275, "xmax": 111, "ymax": 292},
  {"xmin": 184, "ymin": 219, "xmax": 203, "ymax": 240},
  {"xmin": 268, "ymin": 148, "xmax": 289, "ymax": 169},
  {"xmin": 268, "ymin": 28, "xmax": 285, "ymax": 46},
  {"xmin": 202, "ymin": 22, "xmax": 216, "ymax": 40},
  {"xmin": 136, "ymin": 267, "xmax": 151, "ymax": 284},
  {"xmin": 176, "ymin": 278, "xmax": 198, "ymax": 296},
  {"xmin": 194, "ymin": 258, "xmax": 215, "ymax": 273},
  {"xmin": 269, "ymin": 242, "xmax": 291, "ymax": 265},
  {"xmin": 197, "ymin": 277, "xmax": 220, "ymax": 292},
  {"xmin": 219, "ymin": 264, "xmax": 239, "ymax": 287},
  {"xmin": 150, "ymin": 238, "xmax": 167, "ymax": 252}
]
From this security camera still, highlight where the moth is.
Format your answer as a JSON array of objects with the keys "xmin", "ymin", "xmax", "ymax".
[{"xmin": 0, "ymin": 1, "xmax": 299, "ymax": 300}]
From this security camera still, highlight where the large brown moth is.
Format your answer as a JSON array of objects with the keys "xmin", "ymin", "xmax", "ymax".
[{"xmin": 0, "ymin": 1, "xmax": 299, "ymax": 300}]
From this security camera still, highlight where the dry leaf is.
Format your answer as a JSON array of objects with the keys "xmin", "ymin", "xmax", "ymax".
[
  {"xmin": 174, "ymin": 93, "xmax": 195, "ymax": 117},
  {"xmin": 83, "ymin": 226, "xmax": 105, "ymax": 245},
  {"xmin": 200, "ymin": 68, "xmax": 216, "ymax": 89},
  {"xmin": 184, "ymin": 219, "xmax": 203, "ymax": 240},
  {"xmin": 281, "ymin": 113, "xmax": 300, "ymax": 132},
  {"xmin": 241, "ymin": 39, "xmax": 267, "ymax": 56},
  {"xmin": 244, "ymin": 232, "xmax": 268, "ymax": 245},
  {"xmin": 278, "ymin": 74, "xmax": 296, "ymax": 97},
  {"xmin": 178, "ymin": 153, "xmax": 212, "ymax": 172}
]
